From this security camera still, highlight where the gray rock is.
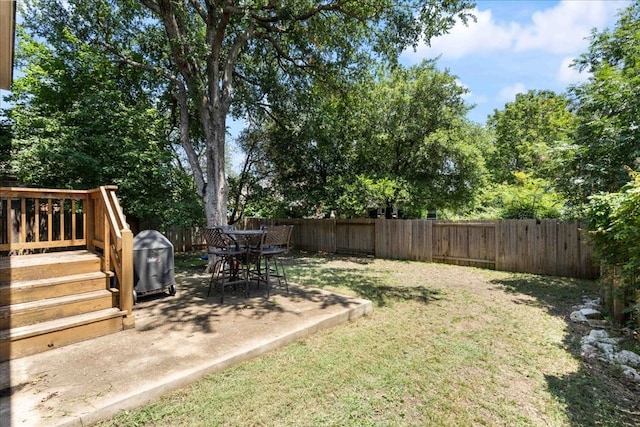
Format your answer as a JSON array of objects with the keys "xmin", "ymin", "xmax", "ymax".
[
  {"xmin": 581, "ymin": 335, "xmax": 597, "ymax": 345},
  {"xmin": 589, "ymin": 329, "xmax": 610, "ymax": 340},
  {"xmin": 580, "ymin": 308, "xmax": 603, "ymax": 319},
  {"xmin": 623, "ymin": 366, "xmax": 640, "ymax": 381},
  {"xmin": 596, "ymin": 341, "xmax": 616, "ymax": 355},
  {"xmin": 615, "ymin": 350, "xmax": 640, "ymax": 368},
  {"xmin": 600, "ymin": 337, "xmax": 623, "ymax": 345},
  {"xmin": 581, "ymin": 343, "xmax": 599, "ymax": 358},
  {"xmin": 571, "ymin": 311, "xmax": 588, "ymax": 323}
]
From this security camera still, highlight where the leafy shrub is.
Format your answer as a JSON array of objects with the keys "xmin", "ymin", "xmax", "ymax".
[{"xmin": 586, "ymin": 169, "xmax": 640, "ymax": 324}]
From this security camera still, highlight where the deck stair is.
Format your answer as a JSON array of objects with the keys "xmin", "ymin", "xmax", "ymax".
[{"xmin": 0, "ymin": 250, "xmax": 128, "ymax": 362}]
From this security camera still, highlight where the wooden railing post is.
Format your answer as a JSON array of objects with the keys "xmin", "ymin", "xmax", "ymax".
[
  {"xmin": 86, "ymin": 193, "xmax": 95, "ymax": 251},
  {"xmin": 120, "ymin": 228, "xmax": 135, "ymax": 328}
]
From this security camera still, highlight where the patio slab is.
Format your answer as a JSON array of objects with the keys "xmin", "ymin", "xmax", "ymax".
[{"xmin": 0, "ymin": 273, "xmax": 372, "ymax": 427}]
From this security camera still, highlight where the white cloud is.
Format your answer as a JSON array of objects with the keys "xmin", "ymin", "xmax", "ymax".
[
  {"xmin": 497, "ymin": 83, "xmax": 526, "ymax": 103},
  {"xmin": 402, "ymin": 8, "xmax": 514, "ymax": 61},
  {"xmin": 456, "ymin": 79, "xmax": 473, "ymax": 99},
  {"xmin": 414, "ymin": 8, "xmax": 514, "ymax": 59},
  {"xmin": 402, "ymin": 0, "xmax": 630, "ymax": 62},
  {"xmin": 515, "ymin": 1, "xmax": 623, "ymax": 54},
  {"xmin": 556, "ymin": 56, "xmax": 590, "ymax": 84}
]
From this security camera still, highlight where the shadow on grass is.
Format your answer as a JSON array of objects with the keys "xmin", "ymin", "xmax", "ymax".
[
  {"xmin": 489, "ymin": 274, "xmax": 640, "ymax": 426},
  {"xmin": 545, "ymin": 368, "xmax": 640, "ymax": 427},
  {"xmin": 488, "ymin": 274, "xmax": 600, "ymax": 315},
  {"xmin": 283, "ymin": 251, "xmax": 442, "ymax": 307}
]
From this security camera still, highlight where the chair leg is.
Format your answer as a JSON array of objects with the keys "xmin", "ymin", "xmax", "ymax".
[
  {"xmin": 265, "ymin": 256, "xmax": 271, "ymax": 299},
  {"xmin": 207, "ymin": 258, "xmax": 223, "ymax": 297},
  {"xmin": 220, "ymin": 255, "xmax": 233, "ymax": 303},
  {"xmin": 207, "ymin": 256, "xmax": 231, "ymax": 303},
  {"xmin": 220, "ymin": 255, "xmax": 250, "ymax": 303},
  {"xmin": 275, "ymin": 257, "xmax": 289, "ymax": 294},
  {"xmin": 252, "ymin": 255, "xmax": 265, "ymax": 291}
]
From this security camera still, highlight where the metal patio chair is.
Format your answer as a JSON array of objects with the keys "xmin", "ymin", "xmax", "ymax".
[
  {"xmin": 249, "ymin": 225, "xmax": 293, "ymax": 298},
  {"xmin": 203, "ymin": 227, "xmax": 248, "ymax": 303}
]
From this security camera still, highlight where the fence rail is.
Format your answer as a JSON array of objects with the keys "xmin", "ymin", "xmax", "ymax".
[{"xmin": 167, "ymin": 218, "xmax": 598, "ymax": 279}]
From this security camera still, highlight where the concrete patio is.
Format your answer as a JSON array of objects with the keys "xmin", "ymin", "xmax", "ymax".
[{"xmin": 0, "ymin": 271, "xmax": 372, "ymax": 427}]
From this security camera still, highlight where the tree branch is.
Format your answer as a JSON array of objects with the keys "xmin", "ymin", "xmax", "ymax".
[{"xmin": 174, "ymin": 81, "xmax": 207, "ymax": 198}]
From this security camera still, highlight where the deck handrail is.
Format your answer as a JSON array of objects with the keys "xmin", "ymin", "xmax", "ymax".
[{"xmin": 1, "ymin": 186, "xmax": 134, "ymax": 323}]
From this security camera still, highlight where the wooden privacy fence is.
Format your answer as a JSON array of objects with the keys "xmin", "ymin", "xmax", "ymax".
[{"xmin": 167, "ymin": 218, "xmax": 598, "ymax": 279}]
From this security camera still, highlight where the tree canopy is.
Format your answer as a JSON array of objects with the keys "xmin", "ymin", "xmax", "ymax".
[
  {"xmin": 486, "ymin": 90, "xmax": 576, "ymax": 185},
  {"xmin": 232, "ymin": 61, "xmax": 488, "ymax": 219},
  {"xmin": 16, "ymin": 0, "xmax": 475, "ymax": 226},
  {"xmin": 7, "ymin": 25, "xmax": 201, "ymax": 228},
  {"xmin": 568, "ymin": 1, "xmax": 640, "ymax": 203},
  {"xmin": 20, "ymin": 1, "xmax": 640, "ymax": 223}
]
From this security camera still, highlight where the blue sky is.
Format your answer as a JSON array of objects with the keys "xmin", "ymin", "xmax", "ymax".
[{"xmin": 399, "ymin": 0, "xmax": 631, "ymax": 124}]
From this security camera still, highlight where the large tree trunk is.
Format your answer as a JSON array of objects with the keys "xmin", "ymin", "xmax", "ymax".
[
  {"xmin": 173, "ymin": 81, "xmax": 228, "ymax": 227},
  {"xmin": 204, "ymin": 110, "xmax": 228, "ymax": 227}
]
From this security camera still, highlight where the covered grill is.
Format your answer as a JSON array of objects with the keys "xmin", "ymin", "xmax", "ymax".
[{"xmin": 133, "ymin": 230, "xmax": 176, "ymax": 303}]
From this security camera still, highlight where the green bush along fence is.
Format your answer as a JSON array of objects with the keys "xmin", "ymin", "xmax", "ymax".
[{"xmin": 165, "ymin": 218, "xmax": 598, "ymax": 280}]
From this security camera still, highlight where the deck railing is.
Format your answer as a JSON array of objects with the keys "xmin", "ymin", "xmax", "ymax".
[{"xmin": 0, "ymin": 186, "xmax": 134, "ymax": 321}]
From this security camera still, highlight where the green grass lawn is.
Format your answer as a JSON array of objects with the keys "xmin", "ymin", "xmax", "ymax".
[{"xmin": 97, "ymin": 251, "xmax": 640, "ymax": 426}]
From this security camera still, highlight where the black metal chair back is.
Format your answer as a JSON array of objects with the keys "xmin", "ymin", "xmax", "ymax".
[{"xmin": 203, "ymin": 227, "xmax": 247, "ymax": 302}]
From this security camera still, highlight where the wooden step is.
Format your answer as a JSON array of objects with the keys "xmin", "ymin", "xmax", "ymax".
[
  {"xmin": 0, "ymin": 308, "xmax": 127, "ymax": 362},
  {"xmin": 0, "ymin": 250, "xmax": 102, "ymax": 282},
  {"xmin": 0, "ymin": 271, "xmax": 111, "ymax": 305},
  {"xmin": 0, "ymin": 289, "xmax": 116, "ymax": 329}
]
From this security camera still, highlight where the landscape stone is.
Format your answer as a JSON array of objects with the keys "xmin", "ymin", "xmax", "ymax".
[
  {"xmin": 580, "ymin": 308, "xmax": 603, "ymax": 319},
  {"xmin": 570, "ymin": 310, "xmax": 588, "ymax": 323},
  {"xmin": 623, "ymin": 366, "xmax": 640, "ymax": 381},
  {"xmin": 590, "ymin": 329, "xmax": 610, "ymax": 340},
  {"xmin": 615, "ymin": 350, "xmax": 640, "ymax": 368},
  {"xmin": 575, "ymin": 298, "xmax": 640, "ymax": 382},
  {"xmin": 581, "ymin": 343, "xmax": 599, "ymax": 358},
  {"xmin": 596, "ymin": 341, "xmax": 616, "ymax": 356}
]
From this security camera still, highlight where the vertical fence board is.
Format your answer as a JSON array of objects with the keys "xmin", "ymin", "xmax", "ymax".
[
  {"xmin": 578, "ymin": 222, "xmax": 598, "ymax": 279},
  {"xmin": 336, "ymin": 219, "xmax": 374, "ymax": 255},
  {"xmin": 409, "ymin": 220, "xmax": 432, "ymax": 261},
  {"xmin": 397, "ymin": 220, "xmax": 412, "ymax": 260},
  {"xmin": 544, "ymin": 220, "xmax": 558, "ymax": 277},
  {"xmin": 375, "ymin": 219, "xmax": 412, "ymax": 260},
  {"xmin": 375, "ymin": 220, "xmax": 392, "ymax": 259},
  {"xmin": 294, "ymin": 219, "xmax": 335, "ymax": 253},
  {"xmin": 496, "ymin": 220, "xmax": 513, "ymax": 272}
]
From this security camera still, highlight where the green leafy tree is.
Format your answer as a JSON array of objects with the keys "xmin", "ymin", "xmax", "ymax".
[
  {"xmin": 7, "ymin": 28, "xmax": 200, "ymax": 227},
  {"xmin": 233, "ymin": 76, "xmax": 370, "ymax": 218},
  {"xmin": 471, "ymin": 172, "xmax": 565, "ymax": 219},
  {"xmin": 0, "ymin": 114, "xmax": 11, "ymax": 180},
  {"xmin": 237, "ymin": 61, "xmax": 487, "ymax": 218},
  {"xmin": 486, "ymin": 90, "xmax": 576, "ymax": 184},
  {"xmin": 567, "ymin": 2, "xmax": 640, "ymax": 205},
  {"xmin": 352, "ymin": 62, "xmax": 488, "ymax": 217},
  {"xmin": 336, "ymin": 175, "xmax": 410, "ymax": 218},
  {"xmin": 19, "ymin": 0, "xmax": 475, "ymax": 226}
]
